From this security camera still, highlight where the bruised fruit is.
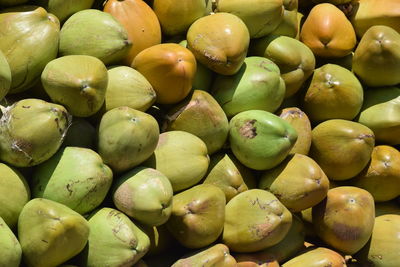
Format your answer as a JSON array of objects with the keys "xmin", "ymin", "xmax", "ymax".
[
  {"xmin": 172, "ymin": 244, "xmax": 237, "ymax": 267},
  {"xmin": 0, "ymin": 6, "xmax": 60, "ymax": 94},
  {"xmin": 166, "ymin": 184, "xmax": 226, "ymax": 249},
  {"xmin": 0, "ymin": 217, "xmax": 22, "ymax": 267},
  {"xmin": 229, "ymin": 110, "xmax": 298, "ymax": 170},
  {"xmin": 223, "ymin": 189, "xmax": 292, "ymax": 253},
  {"xmin": 203, "ymin": 153, "xmax": 253, "ymax": 202},
  {"xmin": 0, "ymin": 99, "xmax": 70, "ymax": 167},
  {"xmin": 187, "ymin": 12, "xmax": 250, "ymax": 75},
  {"xmin": 357, "ymin": 87, "xmax": 400, "ymax": 145},
  {"xmin": 104, "ymin": 66, "xmax": 156, "ymax": 112},
  {"xmin": 300, "ymin": 3, "xmax": 356, "ymax": 58},
  {"xmin": 153, "ymin": 0, "xmax": 206, "ymax": 36},
  {"xmin": 165, "ymin": 90, "xmax": 229, "ymax": 154},
  {"xmin": 34, "ymin": 0, "xmax": 95, "ymax": 22},
  {"xmin": 350, "ymin": 145, "xmax": 400, "ymax": 202},
  {"xmin": 250, "ymin": 35, "xmax": 315, "ymax": 98},
  {"xmin": 356, "ymin": 214, "xmax": 400, "ymax": 267},
  {"xmin": 302, "ymin": 64, "xmax": 364, "ymax": 122},
  {"xmin": 41, "ymin": 55, "xmax": 108, "ymax": 117},
  {"xmin": 18, "ymin": 198, "xmax": 89, "ymax": 267},
  {"xmin": 113, "ymin": 167, "xmax": 173, "ymax": 226},
  {"xmin": 59, "ymin": 9, "xmax": 131, "ymax": 65},
  {"xmin": 282, "ymin": 247, "xmax": 346, "ymax": 267},
  {"xmin": 132, "ymin": 43, "xmax": 197, "ymax": 105},
  {"xmin": 104, "ymin": 0, "xmax": 161, "ymax": 65},
  {"xmin": 0, "ymin": 50, "xmax": 11, "ymax": 101},
  {"xmin": 312, "ymin": 186, "xmax": 375, "ymax": 255},
  {"xmin": 352, "ymin": 25, "xmax": 400, "ymax": 87},
  {"xmin": 309, "ymin": 119, "xmax": 375, "ymax": 180},
  {"xmin": 31, "ymin": 147, "xmax": 113, "ymax": 215},
  {"xmin": 259, "ymin": 153, "xmax": 329, "ymax": 212},
  {"xmin": 215, "ymin": 0, "xmax": 284, "ymax": 38},
  {"xmin": 144, "ymin": 131, "xmax": 209, "ymax": 192},
  {"xmin": 212, "ymin": 57, "xmax": 286, "ymax": 117},
  {"xmin": 97, "ymin": 107, "xmax": 159, "ymax": 173},
  {"xmin": 279, "ymin": 107, "xmax": 312, "ymax": 155},
  {"xmin": 81, "ymin": 208, "xmax": 150, "ymax": 267}
]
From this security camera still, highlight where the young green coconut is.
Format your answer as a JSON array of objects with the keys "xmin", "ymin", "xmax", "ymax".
[
  {"xmin": 0, "ymin": 50, "xmax": 11, "ymax": 101},
  {"xmin": 0, "ymin": 217, "xmax": 22, "ymax": 267}
]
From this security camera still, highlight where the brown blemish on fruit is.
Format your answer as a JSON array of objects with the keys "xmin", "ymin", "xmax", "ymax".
[
  {"xmin": 332, "ymin": 222, "xmax": 361, "ymax": 241},
  {"xmin": 240, "ymin": 120, "xmax": 257, "ymax": 139}
]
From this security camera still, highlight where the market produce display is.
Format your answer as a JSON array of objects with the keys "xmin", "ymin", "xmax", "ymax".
[{"xmin": 0, "ymin": 0, "xmax": 399, "ymax": 266}]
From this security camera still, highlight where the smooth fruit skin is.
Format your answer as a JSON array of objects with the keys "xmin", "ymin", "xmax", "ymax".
[
  {"xmin": 282, "ymin": 247, "xmax": 346, "ymax": 267},
  {"xmin": 229, "ymin": 110, "xmax": 298, "ymax": 170},
  {"xmin": 187, "ymin": 12, "xmax": 250, "ymax": 76},
  {"xmin": 0, "ymin": 217, "xmax": 22, "ymax": 267},
  {"xmin": 104, "ymin": 0, "xmax": 161, "ymax": 65},
  {"xmin": 352, "ymin": 25, "xmax": 400, "ymax": 87},
  {"xmin": 18, "ymin": 198, "xmax": 89, "ymax": 267},
  {"xmin": 0, "ymin": 6, "xmax": 60, "ymax": 94},
  {"xmin": 312, "ymin": 186, "xmax": 375, "ymax": 255},
  {"xmin": 300, "ymin": 3, "xmax": 356, "ymax": 58},
  {"xmin": 41, "ymin": 55, "xmax": 108, "ymax": 117},
  {"xmin": 132, "ymin": 43, "xmax": 197, "ymax": 105},
  {"xmin": 34, "ymin": 0, "xmax": 95, "ymax": 22},
  {"xmin": 0, "ymin": 50, "xmax": 11, "ymax": 101}
]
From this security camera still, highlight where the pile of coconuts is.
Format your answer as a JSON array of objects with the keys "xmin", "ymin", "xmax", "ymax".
[{"xmin": 0, "ymin": 0, "xmax": 399, "ymax": 266}]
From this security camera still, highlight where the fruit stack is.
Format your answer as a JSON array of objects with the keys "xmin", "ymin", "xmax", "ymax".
[{"xmin": 0, "ymin": 0, "xmax": 399, "ymax": 266}]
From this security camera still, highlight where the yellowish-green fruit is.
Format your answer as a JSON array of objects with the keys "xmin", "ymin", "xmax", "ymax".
[
  {"xmin": 18, "ymin": 198, "xmax": 89, "ymax": 267},
  {"xmin": 187, "ymin": 12, "xmax": 250, "ymax": 75},
  {"xmin": 41, "ymin": 55, "xmax": 108, "ymax": 117},
  {"xmin": 0, "ymin": 163, "xmax": 30, "ymax": 229},
  {"xmin": 0, "ymin": 50, "xmax": 11, "ymax": 101},
  {"xmin": 34, "ymin": 0, "xmax": 95, "ymax": 22},
  {"xmin": 282, "ymin": 247, "xmax": 346, "ymax": 267},
  {"xmin": 172, "ymin": 244, "xmax": 237, "ymax": 267},
  {"xmin": 0, "ymin": 217, "xmax": 21, "ymax": 267},
  {"xmin": 223, "ymin": 189, "xmax": 292, "ymax": 253},
  {"xmin": 166, "ymin": 184, "xmax": 226, "ymax": 249},
  {"xmin": 144, "ymin": 131, "xmax": 209, "ymax": 192},
  {"xmin": 352, "ymin": 25, "xmax": 400, "ymax": 87},
  {"xmin": 312, "ymin": 186, "xmax": 375, "ymax": 255},
  {"xmin": 0, "ymin": 6, "xmax": 59, "ymax": 94}
]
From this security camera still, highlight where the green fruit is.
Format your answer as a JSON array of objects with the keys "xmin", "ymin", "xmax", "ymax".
[
  {"xmin": 215, "ymin": 0, "xmax": 284, "ymax": 38},
  {"xmin": 18, "ymin": 198, "xmax": 89, "ymax": 267},
  {"xmin": 312, "ymin": 186, "xmax": 375, "ymax": 255},
  {"xmin": 0, "ymin": 217, "xmax": 21, "ymax": 267},
  {"xmin": 203, "ymin": 153, "xmax": 253, "ymax": 202},
  {"xmin": 356, "ymin": 214, "xmax": 400, "ymax": 267},
  {"xmin": 97, "ymin": 106, "xmax": 159, "ymax": 173},
  {"xmin": 166, "ymin": 184, "xmax": 226, "ymax": 249},
  {"xmin": 358, "ymin": 87, "xmax": 400, "ymax": 145},
  {"xmin": 33, "ymin": 0, "xmax": 95, "ymax": 22},
  {"xmin": 349, "ymin": 145, "xmax": 400, "ymax": 202},
  {"xmin": 172, "ymin": 244, "xmax": 237, "ymax": 267},
  {"xmin": 82, "ymin": 208, "xmax": 150, "ymax": 267},
  {"xmin": 187, "ymin": 12, "xmax": 250, "ymax": 75},
  {"xmin": 59, "ymin": 9, "xmax": 131, "ymax": 65},
  {"xmin": 309, "ymin": 119, "xmax": 375, "ymax": 180},
  {"xmin": 352, "ymin": 25, "xmax": 400, "ymax": 87},
  {"xmin": 259, "ymin": 153, "xmax": 329, "ymax": 212},
  {"xmin": 269, "ymin": 4, "xmax": 299, "ymax": 38},
  {"xmin": 302, "ymin": 64, "xmax": 364, "ymax": 122},
  {"xmin": 212, "ymin": 57, "xmax": 286, "ymax": 117},
  {"xmin": 0, "ymin": 98, "xmax": 71, "ymax": 167},
  {"xmin": 62, "ymin": 118, "xmax": 96, "ymax": 149},
  {"xmin": 282, "ymin": 247, "xmax": 346, "ymax": 267},
  {"xmin": 0, "ymin": 50, "xmax": 11, "ymax": 101},
  {"xmin": 0, "ymin": 6, "xmax": 59, "ymax": 94},
  {"xmin": 223, "ymin": 189, "xmax": 292, "ymax": 253},
  {"xmin": 250, "ymin": 35, "xmax": 315, "ymax": 98},
  {"xmin": 31, "ymin": 147, "xmax": 113, "ymax": 215},
  {"xmin": 229, "ymin": 110, "xmax": 298, "ymax": 170},
  {"xmin": 104, "ymin": 66, "xmax": 156, "ymax": 112},
  {"xmin": 279, "ymin": 107, "xmax": 312, "ymax": 155},
  {"xmin": 113, "ymin": 167, "xmax": 173, "ymax": 226},
  {"xmin": 0, "ymin": 163, "xmax": 30, "ymax": 229},
  {"xmin": 166, "ymin": 90, "xmax": 229, "ymax": 154},
  {"xmin": 41, "ymin": 55, "xmax": 108, "ymax": 117},
  {"xmin": 144, "ymin": 131, "xmax": 209, "ymax": 192}
]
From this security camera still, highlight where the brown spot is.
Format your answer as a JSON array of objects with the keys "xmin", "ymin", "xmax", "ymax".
[
  {"xmin": 332, "ymin": 222, "xmax": 362, "ymax": 241},
  {"xmin": 240, "ymin": 120, "xmax": 257, "ymax": 139}
]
